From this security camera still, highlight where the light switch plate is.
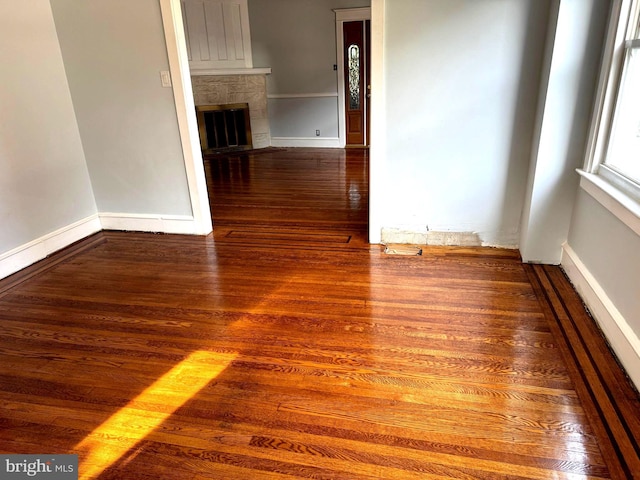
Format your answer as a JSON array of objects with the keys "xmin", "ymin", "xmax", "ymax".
[{"xmin": 160, "ymin": 70, "xmax": 172, "ymax": 88}]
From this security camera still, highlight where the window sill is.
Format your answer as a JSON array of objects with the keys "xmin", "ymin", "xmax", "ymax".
[{"xmin": 577, "ymin": 169, "xmax": 640, "ymax": 237}]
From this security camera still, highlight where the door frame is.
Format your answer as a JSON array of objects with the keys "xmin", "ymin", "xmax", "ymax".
[
  {"xmin": 335, "ymin": 7, "xmax": 371, "ymax": 148},
  {"xmin": 159, "ymin": 0, "xmax": 213, "ymax": 235},
  {"xmin": 158, "ymin": 2, "xmax": 379, "ymax": 238}
]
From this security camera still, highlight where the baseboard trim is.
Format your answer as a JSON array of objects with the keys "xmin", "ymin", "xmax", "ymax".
[
  {"xmin": 270, "ymin": 137, "xmax": 341, "ymax": 148},
  {"xmin": 561, "ymin": 242, "xmax": 640, "ymax": 389},
  {"xmin": 99, "ymin": 212, "xmax": 200, "ymax": 235},
  {"xmin": 0, "ymin": 212, "xmax": 206, "ymax": 280},
  {"xmin": 0, "ymin": 214, "xmax": 102, "ymax": 280}
]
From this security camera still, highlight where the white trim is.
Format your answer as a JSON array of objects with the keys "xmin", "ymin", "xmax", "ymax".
[
  {"xmin": 99, "ymin": 213, "xmax": 200, "ymax": 235},
  {"xmin": 577, "ymin": 169, "xmax": 640, "ymax": 236},
  {"xmin": 335, "ymin": 7, "xmax": 371, "ymax": 149},
  {"xmin": 159, "ymin": 0, "xmax": 213, "ymax": 235},
  {"xmin": 182, "ymin": 0, "xmax": 254, "ymax": 70},
  {"xmin": 584, "ymin": 0, "xmax": 628, "ymax": 173},
  {"xmin": 336, "ymin": 16, "xmax": 346, "ymax": 148},
  {"xmin": 561, "ymin": 242, "xmax": 640, "ymax": 390},
  {"xmin": 270, "ymin": 137, "xmax": 341, "ymax": 148},
  {"xmin": 267, "ymin": 93, "xmax": 338, "ymax": 99},
  {"xmin": 0, "ymin": 215, "xmax": 102, "ymax": 280},
  {"xmin": 334, "ymin": 7, "xmax": 371, "ymax": 22},
  {"xmin": 190, "ymin": 67, "xmax": 272, "ymax": 76},
  {"xmin": 238, "ymin": 0, "xmax": 253, "ymax": 69},
  {"xmin": 368, "ymin": 0, "xmax": 385, "ymax": 244}
]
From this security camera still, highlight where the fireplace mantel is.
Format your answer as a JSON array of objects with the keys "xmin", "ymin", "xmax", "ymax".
[{"xmin": 190, "ymin": 68, "xmax": 272, "ymax": 76}]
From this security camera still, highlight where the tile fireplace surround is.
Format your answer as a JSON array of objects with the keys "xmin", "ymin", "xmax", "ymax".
[{"xmin": 191, "ymin": 74, "xmax": 270, "ymax": 149}]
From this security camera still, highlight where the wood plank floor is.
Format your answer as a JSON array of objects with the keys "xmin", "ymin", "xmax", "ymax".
[
  {"xmin": 0, "ymin": 148, "xmax": 638, "ymax": 479},
  {"xmin": 204, "ymin": 148, "xmax": 370, "ymax": 248}
]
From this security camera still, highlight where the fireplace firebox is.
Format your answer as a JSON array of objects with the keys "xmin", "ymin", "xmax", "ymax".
[{"xmin": 196, "ymin": 103, "xmax": 252, "ymax": 153}]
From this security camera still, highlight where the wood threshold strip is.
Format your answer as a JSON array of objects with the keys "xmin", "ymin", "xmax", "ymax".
[{"xmin": 525, "ymin": 264, "xmax": 640, "ymax": 480}]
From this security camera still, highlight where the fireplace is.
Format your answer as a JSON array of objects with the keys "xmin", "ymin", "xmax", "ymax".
[
  {"xmin": 191, "ymin": 74, "xmax": 270, "ymax": 150},
  {"xmin": 196, "ymin": 103, "xmax": 252, "ymax": 153}
]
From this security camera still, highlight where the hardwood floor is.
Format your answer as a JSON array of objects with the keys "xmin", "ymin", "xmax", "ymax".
[
  {"xmin": 0, "ymin": 148, "xmax": 638, "ymax": 479},
  {"xmin": 204, "ymin": 148, "xmax": 370, "ymax": 248}
]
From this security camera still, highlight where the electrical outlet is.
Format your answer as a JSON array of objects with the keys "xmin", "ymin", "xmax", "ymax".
[{"xmin": 316, "ymin": 130, "xmax": 320, "ymax": 137}]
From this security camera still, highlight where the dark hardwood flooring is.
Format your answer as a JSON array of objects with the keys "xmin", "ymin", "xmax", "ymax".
[
  {"xmin": 205, "ymin": 148, "xmax": 370, "ymax": 249},
  {"xmin": 0, "ymin": 148, "xmax": 638, "ymax": 479}
]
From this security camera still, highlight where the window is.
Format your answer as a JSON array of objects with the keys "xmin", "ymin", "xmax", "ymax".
[
  {"xmin": 587, "ymin": 0, "xmax": 640, "ymax": 202},
  {"xmin": 348, "ymin": 44, "xmax": 361, "ymax": 110},
  {"xmin": 605, "ymin": 16, "xmax": 640, "ymax": 184}
]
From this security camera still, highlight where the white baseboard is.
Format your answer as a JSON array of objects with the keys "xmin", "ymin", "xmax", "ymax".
[
  {"xmin": 0, "ymin": 214, "xmax": 102, "ymax": 280},
  {"xmin": 561, "ymin": 242, "xmax": 640, "ymax": 390},
  {"xmin": 0, "ymin": 212, "xmax": 207, "ymax": 281},
  {"xmin": 271, "ymin": 137, "xmax": 341, "ymax": 148},
  {"xmin": 99, "ymin": 212, "xmax": 200, "ymax": 235}
]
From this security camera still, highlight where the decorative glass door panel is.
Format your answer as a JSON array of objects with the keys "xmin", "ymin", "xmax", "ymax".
[
  {"xmin": 348, "ymin": 44, "xmax": 361, "ymax": 111},
  {"xmin": 343, "ymin": 20, "xmax": 370, "ymax": 146}
]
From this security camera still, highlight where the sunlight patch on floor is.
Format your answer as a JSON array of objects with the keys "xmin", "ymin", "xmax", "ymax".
[{"xmin": 74, "ymin": 350, "xmax": 237, "ymax": 480}]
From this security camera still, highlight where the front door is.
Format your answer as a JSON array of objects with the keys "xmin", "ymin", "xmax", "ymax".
[{"xmin": 343, "ymin": 20, "xmax": 370, "ymax": 147}]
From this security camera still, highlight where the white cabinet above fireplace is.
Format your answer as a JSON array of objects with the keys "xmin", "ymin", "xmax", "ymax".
[{"xmin": 181, "ymin": 0, "xmax": 255, "ymax": 72}]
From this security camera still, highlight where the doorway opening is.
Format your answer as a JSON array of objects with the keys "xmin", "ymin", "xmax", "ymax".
[
  {"xmin": 335, "ymin": 8, "xmax": 371, "ymax": 148},
  {"xmin": 160, "ymin": 1, "xmax": 374, "ymax": 238}
]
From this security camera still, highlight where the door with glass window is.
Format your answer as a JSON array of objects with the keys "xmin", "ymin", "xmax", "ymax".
[{"xmin": 343, "ymin": 20, "xmax": 371, "ymax": 146}]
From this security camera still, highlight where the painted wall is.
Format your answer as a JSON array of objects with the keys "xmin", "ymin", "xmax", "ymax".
[
  {"xmin": 268, "ymin": 98, "xmax": 339, "ymax": 138},
  {"xmin": 568, "ymin": 190, "xmax": 640, "ymax": 337},
  {"xmin": 519, "ymin": 0, "xmax": 609, "ymax": 264},
  {"xmin": 0, "ymin": 0, "xmax": 97, "ymax": 254},
  {"xmin": 249, "ymin": 0, "xmax": 370, "ymax": 145},
  {"xmin": 373, "ymin": 0, "xmax": 550, "ymax": 246},
  {"xmin": 565, "ymin": 188, "xmax": 640, "ymax": 387},
  {"xmin": 50, "ymin": 0, "xmax": 193, "ymax": 216}
]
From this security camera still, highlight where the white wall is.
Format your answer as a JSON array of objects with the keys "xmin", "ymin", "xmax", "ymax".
[
  {"xmin": 50, "ymin": 0, "xmax": 193, "ymax": 218},
  {"xmin": 0, "ymin": 0, "xmax": 98, "ymax": 275},
  {"xmin": 564, "ymin": 189, "xmax": 640, "ymax": 388},
  {"xmin": 557, "ymin": 0, "xmax": 640, "ymax": 390},
  {"xmin": 249, "ymin": 0, "xmax": 369, "ymax": 146},
  {"xmin": 267, "ymin": 97, "xmax": 339, "ymax": 138},
  {"xmin": 519, "ymin": 0, "xmax": 609, "ymax": 264},
  {"xmin": 568, "ymin": 190, "xmax": 640, "ymax": 337},
  {"xmin": 372, "ymin": 0, "xmax": 550, "ymax": 246}
]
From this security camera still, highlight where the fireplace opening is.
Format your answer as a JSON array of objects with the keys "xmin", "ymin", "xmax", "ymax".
[{"xmin": 196, "ymin": 103, "xmax": 252, "ymax": 154}]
